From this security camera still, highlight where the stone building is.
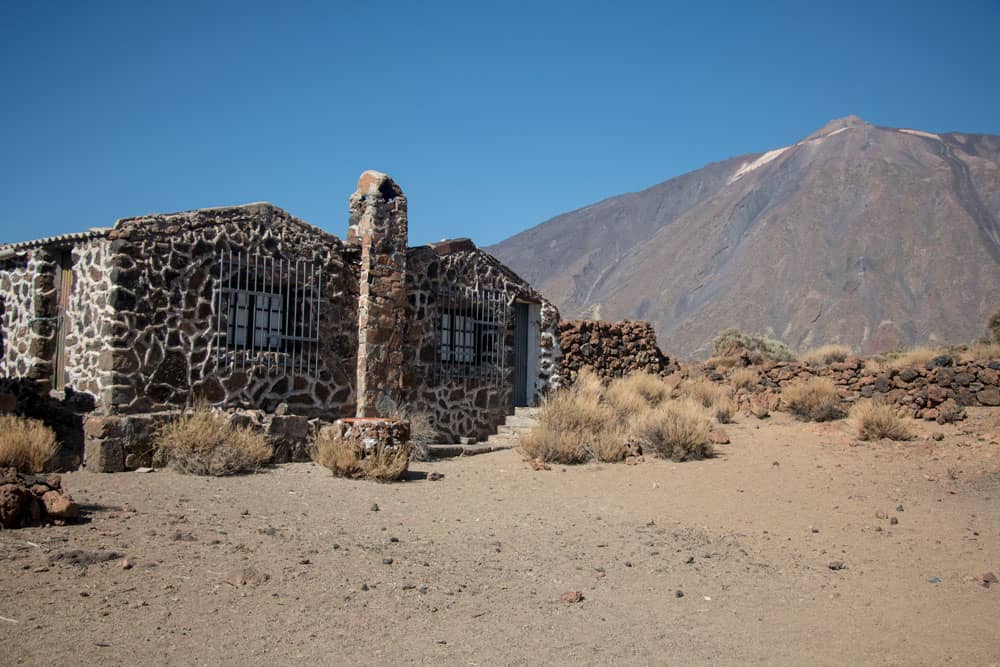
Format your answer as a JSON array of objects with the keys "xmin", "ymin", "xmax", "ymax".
[{"xmin": 0, "ymin": 171, "xmax": 559, "ymax": 470}]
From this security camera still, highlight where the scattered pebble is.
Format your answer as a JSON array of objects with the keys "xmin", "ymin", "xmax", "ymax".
[
  {"xmin": 428, "ymin": 472, "xmax": 444, "ymax": 481},
  {"xmin": 928, "ymin": 576, "xmax": 941, "ymax": 584},
  {"xmin": 890, "ymin": 517, "xmax": 899, "ymax": 525},
  {"xmin": 370, "ymin": 504, "xmax": 380, "ymax": 512},
  {"xmin": 560, "ymin": 591, "xmax": 584, "ymax": 603},
  {"xmin": 978, "ymin": 572, "xmax": 997, "ymax": 589},
  {"xmin": 828, "ymin": 561, "xmax": 846, "ymax": 571},
  {"xmin": 675, "ymin": 590, "xmax": 684, "ymax": 598},
  {"xmin": 383, "ymin": 558, "xmax": 394, "ymax": 565},
  {"xmin": 896, "ymin": 504, "xmax": 904, "ymax": 512}
]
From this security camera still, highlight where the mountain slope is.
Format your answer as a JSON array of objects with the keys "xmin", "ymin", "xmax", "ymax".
[{"xmin": 488, "ymin": 116, "xmax": 1000, "ymax": 358}]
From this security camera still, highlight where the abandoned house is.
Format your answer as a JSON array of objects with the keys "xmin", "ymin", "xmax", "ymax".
[{"xmin": 0, "ymin": 171, "xmax": 561, "ymax": 471}]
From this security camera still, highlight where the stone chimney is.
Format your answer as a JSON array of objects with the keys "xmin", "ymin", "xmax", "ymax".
[{"xmin": 348, "ymin": 170, "xmax": 407, "ymax": 417}]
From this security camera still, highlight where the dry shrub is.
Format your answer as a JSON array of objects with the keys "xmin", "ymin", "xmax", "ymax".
[
  {"xmin": 967, "ymin": 342, "xmax": 1000, "ymax": 361},
  {"xmin": 782, "ymin": 377, "xmax": 844, "ymax": 421},
  {"xmin": 849, "ymin": 400, "xmax": 915, "ymax": 441},
  {"xmin": 887, "ymin": 346, "xmax": 950, "ymax": 370},
  {"xmin": 683, "ymin": 378, "xmax": 730, "ymax": 409},
  {"xmin": 605, "ymin": 372, "xmax": 670, "ymax": 417},
  {"xmin": 801, "ymin": 344, "xmax": 852, "ymax": 366},
  {"xmin": 520, "ymin": 386, "xmax": 614, "ymax": 464},
  {"xmin": 714, "ymin": 395, "xmax": 736, "ymax": 424},
  {"xmin": 387, "ymin": 407, "xmax": 436, "ymax": 461},
  {"xmin": 572, "ymin": 368, "xmax": 605, "ymax": 401},
  {"xmin": 728, "ymin": 367, "xmax": 759, "ymax": 391},
  {"xmin": 0, "ymin": 416, "xmax": 58, "ymax": 473},
  {"xmin": 153, "ymin": 405, "xmax": 271, "ymax": 476},
  {"xmin": 863, "ymin": 357, "xmax": 889, "ymax": 373},
  {"xmin": 705, "ymin": 355, "xmax": 739, "ymax": 370},
  {"xmin": 310, "ymin": 428, "xmax": 409, "ymax": 482},
  {"xmin": 712, "ymin": 327, "xmax": 795, "ymax": 362},
  {"xmin": 632, "ymin": 400, "xmax": 712, "ymax": 461}
]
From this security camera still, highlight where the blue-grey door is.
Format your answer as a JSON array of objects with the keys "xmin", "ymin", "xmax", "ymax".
[{"xmin": 512, "ymin": 302, "xmax": 529, "ymax": 407}]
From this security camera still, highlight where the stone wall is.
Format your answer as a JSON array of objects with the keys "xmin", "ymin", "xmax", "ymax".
[
  {"xmin": 0, "ymin": 250, "xmax": 58, "ymax": 387},
  {"xmin": 101, "ymin": 203, "xmax": 358, "ymax": 418},
  {"xmin": 64, "ymin": 239, "xmax": 114, "ymax": 397},
  {"xmin": 557, "ymin": 319, "xmax": 677, "ymax": 385},
  {"xmin": 402, "ymin": 244, "xmax": 559, "ymax": 442},
  {"xmin": 714, "ymin": 356, "xmax": 1000, "ymax": 422}
]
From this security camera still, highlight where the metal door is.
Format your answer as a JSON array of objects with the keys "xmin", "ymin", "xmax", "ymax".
[{"xmin": 513, "ymin": 302, "xmax": 529, "ymax": 406}]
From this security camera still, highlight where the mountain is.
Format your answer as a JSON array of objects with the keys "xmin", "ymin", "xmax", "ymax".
[{"xmin": 487, "ymin": 116, "xmax": 1000, "ymax": 358}]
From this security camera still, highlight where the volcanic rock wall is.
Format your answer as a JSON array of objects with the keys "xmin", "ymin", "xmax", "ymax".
[
  {"xmin": 103, "ymin": 203, "xmax": 359, "ymax": 418},
  {"xmin": 64, "ymin": 239, "xmax": 114, "ymax": 397},
  {"xmin": 557, "ymin": 319, "xmax": 677, "ymax": 385},
  {"xmin": 0, "ymin": 250, "xmax": 57, "ymax": 385},
  {"xmin": 724, "ymin": 356, "xmax": 1000, "ymax": 422}
]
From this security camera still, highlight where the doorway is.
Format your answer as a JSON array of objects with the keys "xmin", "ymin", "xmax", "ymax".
[{"xmin": 511, "ymin": 301, "xmax": 540, "ymax": 407}]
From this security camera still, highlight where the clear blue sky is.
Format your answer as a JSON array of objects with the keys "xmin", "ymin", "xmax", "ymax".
[{"xmin": 2, "ymin": 1, "xmax": 998, "ymax": 247}]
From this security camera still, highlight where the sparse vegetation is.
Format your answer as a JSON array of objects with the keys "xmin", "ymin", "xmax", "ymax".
[
  {"xmin": 714, "ymin": 395, "xmax": 736, "ymax": 424},
  {"xmin": 153, "ymin": 405, "xmax": 271, "ymax": 476},
  {"xmin": 728, "ymin": 367, "xmax": 759, "ymax": 391},
  {"xmin": 712, "ymin": 327, "xmax": 795, "ymax": 363},
  {"xmin": 849, "ymin": 400, "xmax": 914, "ymax": 441},
  {"xmin": 0, "ymin": 415, "xmax": 58, "ymax": 473},
  {"xmin": 682, "ymin": 378, "xmax": 730, "ymax": 410},
  {"xmin": 605, "ymin": 372, "xmax": 670, "ymax": 418},
  {"xmin": 630, "ymin": 400, "xmax": 713, "ymax": 461},
  {"xmin": 310, "ymin": 428, "xmax": 410, "ymax": 482},
  {"xmin": 524, "ymin": 370, "xmax": 717, "ymax": 464},
  {"xmin": 885, "ymin": 346, "xmax": 952, "ymax": 370},
  {"xmin": 967, "ymin": 341, "xmax": 1000, "ymax": 361},
  {"xmin": 387, "ymin": 407, "xmax": 436, "ymax": 461},
  {"xmin": 801, "ymin": 344, "xmax": 852, "ymax": 365},
  {"xmin": 989, "ymin": 309, "xmax": 1000, "ymax": 343},
  {"xmin": 520, "ymin": 381, "xmax": 617, "ymax": 464},
  {"xmin": 782, "ymin": 377, "xmax": 844, "ymax": 421}
]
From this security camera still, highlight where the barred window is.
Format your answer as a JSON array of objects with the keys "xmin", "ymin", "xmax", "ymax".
[
  {"xmin": 434, "ymin": 285, "xmax": 507, "ymax": 385},
  {"xmin": 216, "ymin": 250, "xmax": 322, "ymax": 376}
]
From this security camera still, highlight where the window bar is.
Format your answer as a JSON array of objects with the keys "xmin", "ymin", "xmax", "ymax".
[
  {"xmin": 315, "ymin": 262, "xmax": 323, "ymax": 379},
  {"xmin": 304, "ymin": 260, "xmax": 312, "ymax": 376},
  {"xmin": 267, "ymin": 255, "xmax": 273, "ymax": 376},
  {"xmin": 442, "ymin": 283, "xmax": 449, "ymax": 381},
  {"xmin": 288, "ymin": 258, "xmax": 296, "ymax": 377},
  {"xmin": 235, "ymin": 251, "xmax": 242, "ymax": 371},
  {"xmin": 215, "ymin": 250, "xmax": 224, "ymax": 371},
  {"xmin": 280, "ymin": 257, "xmax": 287, "ymax": 377},
  {"xmin": 301, "ymin": 260, "xmax": 309, "ymax": 376},
  {"xmin": 249, "ymin": 253, "xmax": 258, "ymax": 371},
  {"xmin": 466, "ymin": 284, "xmax": 473, "ymax": 386}
]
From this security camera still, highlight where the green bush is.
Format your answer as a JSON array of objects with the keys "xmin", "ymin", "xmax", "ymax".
[{"xmin": 712, "ymin": 328, "xmax": 795, "ymax": 362}]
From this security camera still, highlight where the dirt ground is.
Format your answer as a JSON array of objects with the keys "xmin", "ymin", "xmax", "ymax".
[{"xmin": 2, "ymin": 409, "xmax": 999, "ymax": 666}]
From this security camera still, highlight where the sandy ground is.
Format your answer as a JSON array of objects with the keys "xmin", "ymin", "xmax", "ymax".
[{"xmin": 2, "ymin": 409, "xmax": 999, "ymax": 666}]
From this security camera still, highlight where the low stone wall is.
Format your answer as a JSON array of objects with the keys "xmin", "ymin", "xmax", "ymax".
[
  {"xmin": 83, "ymin": 408, "xmax": 325, "ymax": 472},
  {"xmin": 713, "ymin": 356, "xmax": 1000, "ymax": 423},
  {"xmin": 557, "ymin": 319, "xmax": 677, "ymax": 385}
]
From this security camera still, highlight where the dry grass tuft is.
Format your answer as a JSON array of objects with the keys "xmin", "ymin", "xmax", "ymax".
[
  {"xmin": 683, "ymin": 378, "xmax": 730, "ymax": 410},
  {"xmin": 728, "ymin": 367, "xmax": 759, "ymax": 391},
  {"xmin": 801, "ymin": 344, "xmax": 852, "ymax": 366},
  {"xmin": 967, "ymin": 342, "xmax": 1000, "ymax": 361},
  {"xmin": 886, "ymin": 346, "xmax": 951, "ymax": 370},
  {"xmin": 782, "ymin": 377, "xmax": 844, "ymax": 422},
  {"xmin": 153, "ymin": 405, "xmax": 271, "ymax": 476},
  {"xmin": 387, "ymin": 408, "xmax": 436, "ymax": 461},
  {"xmin": 605, "ymin": 372, "xmax": 670, "ymax": 417},
  {"xmin": 310, "ymin": 428, "xmax": 410, "ymax": 482},
  {"xmin": 714, "ymin": 395, "xmax": 736, "ymax": 424},
  {"xmin": 849, "ymin": 400, "xmax": 915, "ymax": 441},
  {"xmin": 520, "ymin": 385, "xmax": 616, "ymax": 464},
  {"xmin": 631, "ymin": 400, "xmax": 713, "ymax": 461},
  {"xmin": 0, "ymin": 415, "xmax": 58, "ymax": 473}
]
